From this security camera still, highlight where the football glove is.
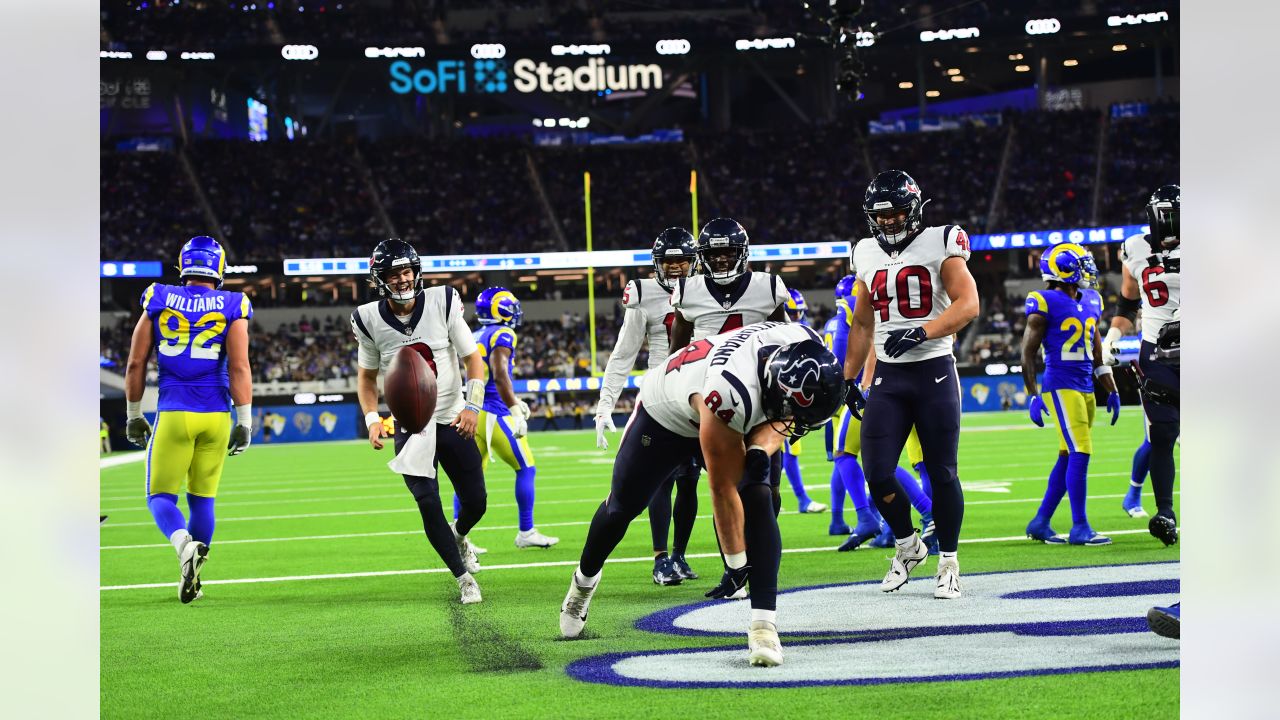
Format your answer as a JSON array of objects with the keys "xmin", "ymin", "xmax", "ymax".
[
  {"xmin": 844, "ymin": 379, "xmax": 866, "ymax": 421},
  {"xmin": 884, "ymin": 327, "xmax": 928, "ymax": 359},
  {"xmin": 228, "ymin": 425, "xmax": 252, "ymax": 456},
  {"xmin": 125, "ymin": 416, "xmax": 152, "ymax": 448},
  {"xmin": 594, "ymin": 414, "xmax": 616, "ymax": 450},
  {"xmin": 1101, "ymin": 327, "xmax": 1123, "ymax": 366},
  {"xmin": 705, "ymin": 565, "xmax": 751, "ymax": 599},
  {"xmin": 506, "ymin": 404, "xmax": 529, "ymax": 438},
  {"xmin": 1107, "ymin": 391, "xmax": 1121, "ymax": 426},
  {"xmin": 515, "ymin": 399, "xmax": 532, "ymax": 419},
  {"xmin": 1028, "ymin": 395, "xmax": 1048, "ymax": 428}
]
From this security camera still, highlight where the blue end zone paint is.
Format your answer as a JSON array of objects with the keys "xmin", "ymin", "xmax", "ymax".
[{"xmin": 1003, "ymin": 579, "xmax": 1179, "ymax": 600}]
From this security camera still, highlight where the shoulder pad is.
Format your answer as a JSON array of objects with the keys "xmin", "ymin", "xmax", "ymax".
[
  {"xmin": 622, "ymin": 280, "xmax": 641, "ymax": 308},
  {"xmin": 1025, "ymin": 291, "xmax": 1048, "ymax": 316}
]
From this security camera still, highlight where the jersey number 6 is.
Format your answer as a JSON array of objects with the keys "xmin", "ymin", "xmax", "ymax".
[{"xmin": 868, "ymin": 266, "xmax": 933, "ymax": 321}]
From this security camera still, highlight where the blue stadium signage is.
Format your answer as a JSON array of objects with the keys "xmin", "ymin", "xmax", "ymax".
[{"xmin": 100, "ymin": 261, "xmax": 163, "ymax": 278}]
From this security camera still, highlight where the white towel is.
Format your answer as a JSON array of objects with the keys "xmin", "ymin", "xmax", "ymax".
[{"xmin": 387, "ymin": 422, "xmax": 438, "ymax": 478}]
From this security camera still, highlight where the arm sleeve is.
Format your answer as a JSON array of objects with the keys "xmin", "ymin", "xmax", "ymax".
[
  {"xmin": 447, "ymin": 289, "xmax": 479, "ymax": 358},
  {"xmin": 351, "ymin": 310, "xmax": 381, "ymax": 371},
  {"xmin": 596, "ymin": 307, "xmax": 647, "ymax": 417},
  {"xmin": 1024, "ymin": 291, "xmax": 1048, "ymax": 318},
  {"xmin": 945, "ymin": 225, "xmax": 973, "ymax": 260}
]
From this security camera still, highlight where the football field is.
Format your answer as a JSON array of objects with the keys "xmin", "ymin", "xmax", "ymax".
[{"xmin": 100, "ymin": 410, "xmax": 1179, "ymax": 718}]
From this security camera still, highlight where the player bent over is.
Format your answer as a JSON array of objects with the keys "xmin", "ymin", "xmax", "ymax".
[
  {"xmin": 559, "ymin": 322, "xmax": 843, "ymax": 667},
  {"xmin": 1021, "ymin": 243, "xmax": 1120, "ymax": 545},
  {"xmin": 124, "ymin": 236, "xmax": 254, "ymax": 604},
  {"xmin": 352, "ymin": 239, "xmax": 489, "ymax": 604}
]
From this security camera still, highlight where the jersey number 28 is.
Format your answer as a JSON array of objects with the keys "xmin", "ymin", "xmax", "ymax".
[{"xmin": 868, "ymin": 267, "xmax": 933, "ymax": 321}]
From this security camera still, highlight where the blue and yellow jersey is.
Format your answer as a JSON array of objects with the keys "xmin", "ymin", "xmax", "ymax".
[
  {"xmin": 141, "ymin": 283, "xmax": 252, "ymax": 413},
  {"xmin": 473, "ymin": 323, "xmax": 518, "ymax": 416},
  {"xmin": 1025, "ymin": 287, "xmax": 1104, "ymax": 393}
]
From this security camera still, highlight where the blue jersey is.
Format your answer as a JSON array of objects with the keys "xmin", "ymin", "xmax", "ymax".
[
  {"xmin": 141, "ymin": 283, "xmax": 252, "ymax": 413},
  {"xmin": 822, "ymin": 293, "xmax": 858, "ymax": 382},
  {"xmin": 1025, "ymin": 287, "xmax": 1103, "ymax": 393},
  {"xmin": 474, "ymin": 324, "xmax": 518, "ymax": 416}
]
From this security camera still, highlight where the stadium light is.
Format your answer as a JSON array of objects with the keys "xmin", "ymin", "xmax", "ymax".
[
  {"xmin": 951, "ymin": 75, "xmax": 965, "ymax": 83},
  {"xmin": 1063, "ymin": 58, "xmax": 1079, "ymax": 67},
  {"xmin": 145, "ymin": 50, "xmax": 167, "ymax": 61},
  {"xmin": 898, "ymin": 81, "xmax": 913, "ymax": 89},
  {"xmin": 926, "ymin": 90, "xmax": 941, "ymax": 97},
  {"xmin": 1008, "ymin": 53, "xmax": 1024, "ymax": 60},
  {"xmin": 1113, "ymin": 44, "xmax": 1128, "ymax": 52},
  {"xmin": 1015, "ymin": 64, "xmax": 1031, "ymax": 72},
  {"xmin": 946, "ymin": 68, "xmax": 960, "ymax": 76}
]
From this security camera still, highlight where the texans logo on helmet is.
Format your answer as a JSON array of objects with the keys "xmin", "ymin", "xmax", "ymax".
[
  {"xmin": 779, "ymin": 357, "xmax": 822, "ymax": 408},
  {"xmin": 904, "ymin": 179, "xmax": 919, "ymax": 195}
]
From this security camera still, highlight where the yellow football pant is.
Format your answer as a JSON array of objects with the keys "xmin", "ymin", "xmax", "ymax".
[{"xmin": 146, "ymin": 410, "xmax": 231, "ymax": 498}]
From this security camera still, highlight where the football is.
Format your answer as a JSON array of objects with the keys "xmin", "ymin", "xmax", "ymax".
[{"xmin": 385, "ymin": 346, "xmax": 437, "ymax": 435}]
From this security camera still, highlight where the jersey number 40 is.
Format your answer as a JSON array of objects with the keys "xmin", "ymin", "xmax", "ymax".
[{"xmin": 868, "ymin": 267, "xmax": 933, "ymax": 321}]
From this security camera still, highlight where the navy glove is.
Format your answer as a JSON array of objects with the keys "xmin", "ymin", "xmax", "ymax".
[
  {"xmin": 1107, "ymin": 391, "xmax": 1121, "ymax": 425},
  {"xmin": 884, "ymin": 327, "xmax": 929, "ymax": 359},
  {"xmin": 844, "ymin": 379, "xmax": 866, "ymax": 421},
  {"xmin": 705, "ymin": 565, "xmax": 751, "ymax": 599},
  {"xmin": 1028, "ymin": 395, "xmax": 1048, "ymax": 427}
]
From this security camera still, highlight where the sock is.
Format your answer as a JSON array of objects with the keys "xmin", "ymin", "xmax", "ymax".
[
  {"xmin": 452, "ymin": 493, "xmax": 461, "ymax": 521},
  {"xmin": 895, "ymin": 466, "xmax": 933, "ymax": 515},
  {"xmin": 940, "ymin": 551, "xmax": 958, "ymax": 566},
  {"xmin": 725, "ymin": 551, "xmax": 747, "ymax": 570},
  {"xmin": 515, "ymin": 466, "xmax": 537, "ymax": 532},
  {"xmin": 186, "ymin": 494, "xmax": 216, "ymax": 545},
  {"xmin": 751, "ymin": 609, "xmax": 777, "ymax": 625},
  {"xmin": 929, "ymin": 471, "xmax": 965, "ymax": 553},
  {"xmin": 574, "ymin": 566, "xmax": 600, "ymax": 587},
  {"xmin": 895, "ymin": 534, "xmax": 918, "ymax": 549},
  {"xmin": 1034, "ymin": 455, "xmax": 1069, "ymax": 523},
  {"xmin": 913, "ymin": 461, "xmax": 933, "ymax": 497},
  {"xmin": 147, "ymin": 493, "xmax": 187, "ymax": 541},
  {"xmin": 782, "ymin": 453, "xmax": 810, "ymax": 505},
  {"xmin": 654, "ymin": 551, "xmax": 669, "ymax": 562},
  {"xmin": 829, "ymin": 466, "xmax": 848, "ymax": 524},
  {"xmin": 835, "ymin": 455, "xmax": 868, "ymax": 511},
  {"xmin": 1130, "ymin": 440, "xmax": 1151, "ymax": 488},
  {"xmin": 1066, "ymin": 452, "xmax": 1091, "ymax": 526},
  {"xmin": 824, "ymin": 421, "xmax": 834, "ymax": 461},
  {"xmin": 169, "ymin": 528, "xmax": 191, "ymax": 553}
]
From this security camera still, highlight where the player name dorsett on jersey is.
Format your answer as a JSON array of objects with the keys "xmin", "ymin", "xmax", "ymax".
[
  {"xmin": 622, "ymin": 277, "xmax": 676, "ymax": 368},
  {"xmin": 141, "ymin": 283, "xmax": 253, "ymax": 413},
  {"xmin": 351, "ymin": 287, "xmax": 478, "ymax": 423},
  {"xmin": 639, "ymin": 321, "xmax": 820, "ymax": 438},
  {"xmin": 1119, "ymin": 234, "xmax": 1180, "ymax": 344},
  {"xmin": 851, "ymin": 225, "xmax": 971, "ymax": 364},
  {"xmin": 671, "ymin": 272, "xmax": 790, "ymax": 341}
]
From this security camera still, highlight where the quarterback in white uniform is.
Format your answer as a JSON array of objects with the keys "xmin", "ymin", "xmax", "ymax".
[
  {"xmin": 351, "ymin": 239, "xmax": 489, "ymax": 605},
  {"xmin": 1103, "ymin": 184, "xmax": 1181, "ymax": 549},
  {"xmin": 843, "ymin": 170, "xmax": 979, "ymax": 599},
  {"xmin": 560, "ymin": 321, "xmax": 844, "ymax": 668},
  {"xmin": 593, "ymin": 227, "xmax": 703, "ymax": 585}
]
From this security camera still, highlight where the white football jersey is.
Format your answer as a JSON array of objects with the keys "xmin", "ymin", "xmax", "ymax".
[
  {"xmin": 850, "ymin": 225, "xmax": 971, "ymax": 363},
  {"xmin": 351, "ymin": 287, "xmax": 479, "ymax": 423},
  {"xmin": 671, "ymin": 272, "xmax": 790, "ymax": 341},
  {"xmin": 1119, "ymin": 234, "xmax": 1181, "ymax": 343},
  {"xmin": 595, "ymin": 278, "xmax": 676, "ymax": 417},
  {"xmin": 639, "ymin": 321, "xmax": 821, "ymax": 438}
]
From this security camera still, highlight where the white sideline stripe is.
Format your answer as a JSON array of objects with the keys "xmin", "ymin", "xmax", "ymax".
[
  {"xmin": 100, "ymin": 452, "xmax": 147, "ymax": 468},
  {"xmin": 99, "ymin": 527, "xmax": 1167, "ymax": 591},
  {"xmin": 99, "ymin": 491, "xmax": 1177, "ymax": 550}
]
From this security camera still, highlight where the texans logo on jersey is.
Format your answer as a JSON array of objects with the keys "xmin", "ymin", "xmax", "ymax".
[{"xmin": 779, "ymin": 357, "xmax": 822, "ymax": 408}]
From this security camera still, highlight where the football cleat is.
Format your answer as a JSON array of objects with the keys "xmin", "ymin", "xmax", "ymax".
[
  {"xmin": 653, "ymin": 556, "xmax": 683, "ymax": 586},
  {"xmin": 1026, "ymin": 519, "xmax": 1067, "ymax": 544},
  {"xmin": 1068, "ymin": 524, "xmax": 1113, "ymax": 546},
  {"xmin": 880, "ymin": 533, "xmax": 929, "ymax": 593},
  {"xmin": 1149, "ymin": 513, "xmax": 1178, "ymax": 547},
  {"xmin": 828, "ymin": 521, "xmax": 851, "ymax": 536},
  {"xmin": 920, "ymin": 512, "xmax": 939, "ymax": 555},
  {"xmin": 729, "ymin": 586, "xmax": 749, "ymax": 600},
  {"xmin": 453, "ymin": 525, "xmax": 481, "ymax": 573},
  {"xmin": 868, "ymin": 524, "xmax": 896, "ymax": 549},
  {"xmin": 934, "ymin": 558, "xmax": 961, "ymax": 599},
  {"xmin": 672, "ymin": 555, "xmax": 699, "ymax": 580},
  {"xmin": 559, "ymin": 571, "xmax": 599, "ymax": 639},
  {"xmin": 837, "ymin": 519, "xmax": 882, "ymax": 551},
  {"xmin": 457, "ymin": 573, "xmax": 483, "ymax": 605},
  {"xmin": 178, "ymin": 540, "xmax": 209, "ymax": 605},
  {"xmin": 470, "ymin": 543, "xmax": 488, "ymax": 556},
  {"xmin": 515, "ymin": 529, "xmax": 559, "ymax": 549},
  {"xmin": 798, "ymin": 500, "xmax": 828, "ymax": 514},
  {"xmin": 1122, "ymin": 486, "xmax": 1148, "ymax": 518},
  {"xmin": 1146, "ymin": 602, "xmax": 1180, "ymax": 639},
  {"xmin": 100, "ymin": 515, "xmax": 108, "ymax": 525},
  {"xmin": 747, "ymin": 620, "xmax": 784, "ymax": 667}
]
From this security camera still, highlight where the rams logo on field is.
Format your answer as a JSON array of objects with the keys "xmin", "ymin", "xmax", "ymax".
[{"xmin": 319, "ymin": 411, "xmax": 338, "ymax": 434}]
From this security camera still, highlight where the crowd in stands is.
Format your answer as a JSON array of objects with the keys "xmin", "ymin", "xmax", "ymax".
[
  {"xmin": 999, "ymin": 108, "xmax": 1101, "ymax": 231},
  {"xmin": 1098, "ymin": 102, "xmax": 1180, "ymax": 225},
  {"xmin": 101, "ymin": 150, "xmax": 212, "ymax": 261}
]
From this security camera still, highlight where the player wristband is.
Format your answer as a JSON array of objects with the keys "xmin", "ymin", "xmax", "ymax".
[
  {"xmin": 464, "ymin": 403, "xmax": 482, "ymax": 415},
  {"xmin": 365, "ymin": 411, "xmax": 382, "ymax": 429},
  {"xmin": 234, "ymin": 404, "xmax": 252, "ymax": 428},
  {"xmin": 126, "ymin": 400, "xmax": 142, "ymax": 420},
  {"xmin": 1094, "ymin": 365, "xmax": 1114, "ymax": 378},
  {"xmin": 465, "ymin": 378, "xmax": 486, "ymax": 408}
]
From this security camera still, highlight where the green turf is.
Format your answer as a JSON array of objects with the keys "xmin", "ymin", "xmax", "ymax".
[{"xmin": 101, "ymin": 410, "xmax": 1178, "ymax": 718}]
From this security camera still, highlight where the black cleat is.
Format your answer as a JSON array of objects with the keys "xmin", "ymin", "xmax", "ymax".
[
  {"xmin": 1146, "ymin": 603, "xmax": 1180, "ymax": 639},
  {"xmin": 671, "ymin": 554, "xmax": 699, "ymax": 581},
  {"xmin": 1148, "ymin": 514, "xmax": 1178, "ymax": 546},
  {"xmin": 652, "ymin": 556, "xmax": 682, "ymax": 586}
]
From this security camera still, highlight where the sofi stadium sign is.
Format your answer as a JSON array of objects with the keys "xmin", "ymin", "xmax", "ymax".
[{"xmin": 388, "ymin": 57, "xmax": 663, "ymax": 95}]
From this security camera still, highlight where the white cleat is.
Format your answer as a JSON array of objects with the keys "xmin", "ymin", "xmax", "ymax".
[
  {"xmin": 178, "ymin": 540, "xmax": 209, "ymax": 605},
  {"xmin": 515, "ymin": 529, "xmax": 560, "ymax": 548},
  {"xmin": 457, "ymin": 573, "xmax": 483, "ymax": 604},
  {"xmin": 453, "ymin": 524, "xmax": 481, "ymax": 574},
  {"xmin": 470, "ymin": 543, "xmax": 488, "ymax": 555},
  {"xmin": 880, "ymin": 533, "xmax": 929, "ymax": 593},
  {"xmin": 934, "ymin": 558, "xmax": 961, "ymax": 599},
  {"xmin": 560, "ymin": 571, "xmax": 599, "ymax": 639},
  {"xmin": 747, "ymin": 620, "xmax": 784, "ymax": 667},
  {"xmin": 729, "ymin": 586, "xmax": 749, "ymax": 600},
  {"xmin": 1125, "ymin": 506, "xmax": 1150, "ymax": 519},
  {"xmin": 800, "ymin": 501, "xmax": 828, "ymax": 514}
]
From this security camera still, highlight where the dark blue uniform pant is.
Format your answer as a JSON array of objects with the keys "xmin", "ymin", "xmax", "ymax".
[
  {"xmin": 648, "ymin": 457, "xmax": 701, "ymax": 556},
  {"xmin": 395, "ymin": 422, "xmax": 488, "ymax": 577},
  {"xmin": 861, "ymin": 354, "xmax": 964, "ymax": 552},
  {"xmin": 1139, "ymin": 341, "xmax": 1179, "ymax": 518}
]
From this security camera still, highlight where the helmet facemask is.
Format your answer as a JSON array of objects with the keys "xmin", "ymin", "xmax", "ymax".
[
  {"xmin": 377, "ymin": 262, "xmax": 421, "ymax": 304},
  {"xmin": 699, "ymin": 244, "xmax": 748, "ymax": 285},
  {"xmin": 654, "ymin": 254, "xmax": 694, "ymax": 291}
]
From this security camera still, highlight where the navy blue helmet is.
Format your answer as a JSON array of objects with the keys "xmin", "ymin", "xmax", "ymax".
[
  {"xmin": 696, "ymin": 217, "xmax": 750, "ymax": 285},
  {"xmin": 652, "ymin": 227, "xmax": 698, "ymax": 291},
  {"xmin": 1146, "ymin": 184, "xmax": 1180, "ymax": 250},
  {"xmin": 863, "ymin": 169, "xmax": 929, "ymax": 253},
  {"xmin": 369, "ymin": 238, "xmax": 422, "ymax": 302},
  {"xmin": 761, "ymin": 338, "xmax": 844, "ymax": 437}
]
